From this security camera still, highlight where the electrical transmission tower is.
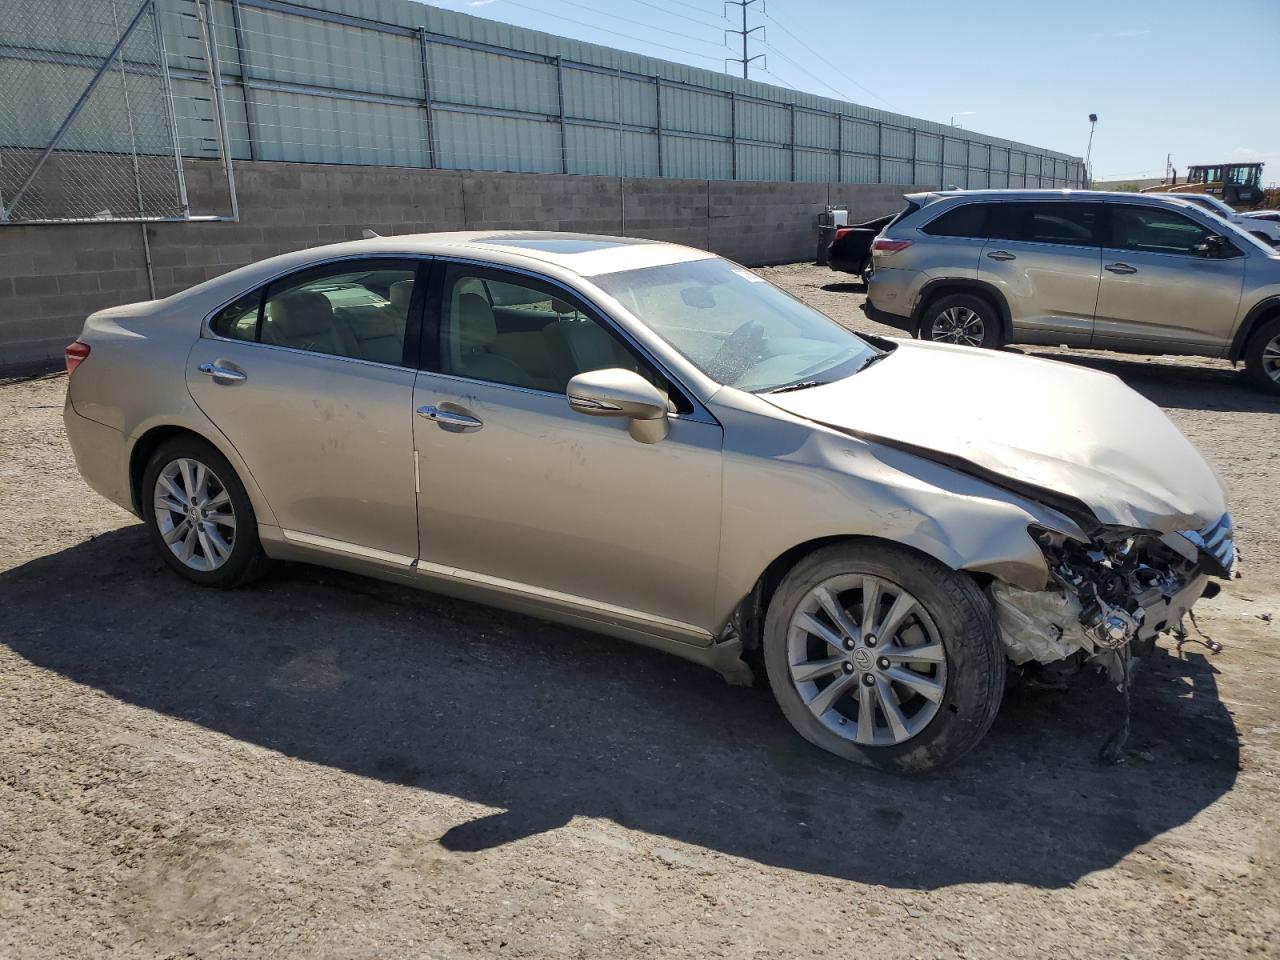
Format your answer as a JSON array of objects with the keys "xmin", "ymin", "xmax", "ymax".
[{"xmin": 724, "ymin": 0, "xmax": 765, "ymax": 78}]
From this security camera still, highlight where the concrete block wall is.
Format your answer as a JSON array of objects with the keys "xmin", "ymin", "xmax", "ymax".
[{"xmin": 0, "ymin": 158, "xmax": 932, "ymax": 372}]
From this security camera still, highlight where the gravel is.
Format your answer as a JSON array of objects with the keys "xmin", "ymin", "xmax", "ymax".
[{"xmin": 1, "ymin": 263, "xmax": 1278, "ymax": 958}]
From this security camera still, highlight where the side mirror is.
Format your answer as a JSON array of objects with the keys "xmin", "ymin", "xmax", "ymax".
[
  {"xmin": 1193, "ymin": 234, "xmax": 1229, "ymax": 258},
  {"xmin": 566, "ymin": 368, "xmax": 670, "ymax": 443}
]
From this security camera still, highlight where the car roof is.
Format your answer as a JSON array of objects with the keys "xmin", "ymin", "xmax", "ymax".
[
  {"xmin": 275, "ymin": 230, "xmax": 715, "ymax": 278},
  {"xmin": 904, "ymin": 188, "xmax": 1202, "ymax": 206}
]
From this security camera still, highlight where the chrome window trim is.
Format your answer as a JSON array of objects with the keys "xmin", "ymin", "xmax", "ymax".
[
  {"xmin": 199, "ymin": 253, "xmax": 434, "ymax": 369},
  {"xmin": 430, "ymin": 255, "xmax": 718, "ymax": 426}
]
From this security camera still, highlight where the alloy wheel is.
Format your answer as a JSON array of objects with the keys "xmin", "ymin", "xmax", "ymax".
[
  {"xmin": 930, "ymin": 306, "xmax": 985, "ymax": 346},
  {"xmin": 786, "ymin": 574, "xmax": 947, "ymax": 747},
  {"xmin": 153, "ymin": 457, "xmax": 237, "ymax": 572},
  {"xmin": 1263, "ymin": 332, "xmax": 1280, "ymax": 384}
]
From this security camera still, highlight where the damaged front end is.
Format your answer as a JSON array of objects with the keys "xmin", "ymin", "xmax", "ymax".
[{"xmin": 991, "ymin": 513, "xmax": 1235, "ymax": 682}]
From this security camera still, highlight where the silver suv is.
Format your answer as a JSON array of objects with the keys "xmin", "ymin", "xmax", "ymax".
[{"xmin": 863, "ymin": 189, "xmax": 1280, "ymax": 393}]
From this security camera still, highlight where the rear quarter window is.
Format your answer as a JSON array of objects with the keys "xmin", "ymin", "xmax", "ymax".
[{"xmin": 921, "ymin": 203, "xmax": 990, "ymax": 238}]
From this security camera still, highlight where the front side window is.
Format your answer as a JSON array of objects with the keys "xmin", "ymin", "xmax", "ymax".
[
  {"xmin": 990, "ymin": 202, "xmax": 1101, "ymax": 246},
  {"xmin": 211, "ymin": 259, "xmax": 419, "ymax": 365},
  {"xmin": 922, "ymin": 202, "xmax": 991, "ymax": 239},
  {"xmin": 436, "ymin": 265, "xmax": 671, "ymax": 398},
  {"xmin": 1108, "ymin": 205, "xmax": 1218, "ymax": 256},
  {"xmin": 592, "ymin": 256, "xmax": 877, "ymax": 393}
]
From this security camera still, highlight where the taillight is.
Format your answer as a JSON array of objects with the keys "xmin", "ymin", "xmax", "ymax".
[
  {"xmin": 65, "ymin": 340, "xmax": 90, "ymax": 375},
  {"xmin": 872, "ymin": 238, "xmax": 913, "ymax": 256},
  {"xmin": 834, "ymin": 227, "xmax": 853, "ymax": 241}
]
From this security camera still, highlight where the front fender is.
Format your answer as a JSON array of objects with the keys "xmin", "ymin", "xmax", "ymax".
[{"xmin": 712, "ymin": 396, "xmax": 1083, "ymax": 629}]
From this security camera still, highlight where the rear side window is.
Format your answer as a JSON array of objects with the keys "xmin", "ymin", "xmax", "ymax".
[
  {"xmin": 922, "ymin": 203, "xmax": 990, "ymax": 238},
  {"xmin": 990, "ymin": 202, "xmax": 1101, "ymax": 246}
]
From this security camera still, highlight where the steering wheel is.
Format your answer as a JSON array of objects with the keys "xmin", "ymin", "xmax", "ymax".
[{"xmin": 709, "ymin": 320, "xmax": 768, "ymax": 383}]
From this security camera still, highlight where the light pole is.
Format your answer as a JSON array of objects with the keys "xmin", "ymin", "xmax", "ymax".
[{"xmin": 1084, "ymin": 113, "xmax": 1098, "ymax": 187}]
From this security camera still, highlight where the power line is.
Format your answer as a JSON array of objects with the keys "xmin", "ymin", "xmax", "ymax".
[
  {"xmin": 617, "ymin": 0, "xmax": 729, "ymax": 31},
  {"xmin": 521, "ymin": 0, "xmax": 726, "ymax": 48},
  {"xmin": 759, "ymin": 40, "xmax": 864, "ymax": 104},
  {"xmin": 760, "ymin": 8, "xmax": 898, "ymax": 110},
  {"xmin": 495, "ymin": 0, "xmax": 727, "ymax": 62}
]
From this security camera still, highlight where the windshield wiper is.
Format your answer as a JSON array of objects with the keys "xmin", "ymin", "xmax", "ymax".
[
  {"xmin": 768, "ymin": 379, "xmax": 831, "ymax": 394},
  {"xmin": 854, "ymin": 351, "xmax": 890, "ymax": 374}
]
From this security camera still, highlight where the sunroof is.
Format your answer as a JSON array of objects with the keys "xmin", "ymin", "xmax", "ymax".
[{"xmin": 476, "ymin": 234, "xmax": 652, "ymax": 254}]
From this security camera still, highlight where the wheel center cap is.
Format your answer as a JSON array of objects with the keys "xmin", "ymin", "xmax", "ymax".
[{"xmin": 851, "ymin": 647, "xmax": 873, "ymax": 671}]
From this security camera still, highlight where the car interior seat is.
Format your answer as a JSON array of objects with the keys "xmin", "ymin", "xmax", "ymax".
[
  {"xmin": 264, "ymin": 289, "xmax": 359, "ymax": 357},
  {"xmin": 452, "ymin": 292, "xmax": 539, "ymax": 388}
]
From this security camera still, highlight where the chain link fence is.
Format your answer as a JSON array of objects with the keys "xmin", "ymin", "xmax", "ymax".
[{"xmin": 0, "ymin": 0, "xmax": 228, "ymax": 223}]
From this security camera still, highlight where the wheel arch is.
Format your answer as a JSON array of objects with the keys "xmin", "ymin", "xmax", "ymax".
[
  {"xmin": 1228, "ymin": 296, "xmax": 1280, "ymax": 362},
  {"xmin": 911, "ymin": 279, "xmax": 1012, "ymax": 342},
  {"xmin": 126, "ymin": 420, "xmax": 277, "ymax": 527},
  {"xmin": 734, "ymin": 534, "xmax": 976, "ymax": 654}
]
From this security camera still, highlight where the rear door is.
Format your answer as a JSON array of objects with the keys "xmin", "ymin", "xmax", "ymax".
[
  {"xmin": 1093, "ymin": 203, "xmax": 1246, "ymax": 353},
  {"xmin": 978, "ymin": 200, "xmax": 1102, "ymax": 345},
  {"xmin": 187, "ymin": 257, "xmax": 426, "ymax": 562}
]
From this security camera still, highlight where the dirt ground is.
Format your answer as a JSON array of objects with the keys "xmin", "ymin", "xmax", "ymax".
[{"xmin": 2, "ymin": 263, "xmax": 1279, "ymax": 959}]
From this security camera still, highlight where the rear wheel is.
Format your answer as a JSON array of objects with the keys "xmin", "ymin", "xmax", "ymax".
[
  {"xmin": 1243, "ymin": 315, "xmax": 1280, "ymax": 395},
  {"xmin": 763, "ymin": 543, "xmax": 1005, "ymax": 773},
  {"xmin": 141, "ymin": 436, "xmax": 267, "ymax": 587},
  {"xmin": 921, "ymin": 292, "xmax": 1001, "ymax": 348}
]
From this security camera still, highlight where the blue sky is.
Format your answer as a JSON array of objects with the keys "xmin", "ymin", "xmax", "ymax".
[{"xmin": 423, "ymin": 0, "xmax": 1280, "ymax": 185}]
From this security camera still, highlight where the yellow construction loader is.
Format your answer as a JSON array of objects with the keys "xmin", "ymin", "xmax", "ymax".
[{"xmin": 1142, "ymin": 162, "xmax": 1278, "ymax": 211}]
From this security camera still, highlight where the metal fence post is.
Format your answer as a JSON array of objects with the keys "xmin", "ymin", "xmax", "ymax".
[
  {"xmin": 417, "ymin": 27, "xmax": 436, "ymax": 168},
  {"xmin": 193, "ymin": 0, "xmax": 235, "ymax": 220},
  {"xmin": 875, "ymin": 120, "xmax": 882, "ymax": 184},
  {"xmin": 228, "ymin": 0, "xmax": 257, "ymax": 161},
  {"xmin": 788, "ymin": 102, "xmax": 795, "ymax": 182},
  {"xmin": 654, "ymin": 76, "xmax": 662, "ymax": 177},
  {"xmin": 965, "ymin": 139, "xmax": 971, "ymax": 188},
  {"xmin": 729, "ymin": 90, "xmax": 737, "ymax": 180},
  {"xmin": 834, "ymin": 112, "xmax": 842, "ymax": 182},
  {"xmin": 554, "ymin": 56, "xmax": 567, "ymax": 174},
  {"xmin": 910, "ymin": 128, "xmax": 917, "ymax": 185}
]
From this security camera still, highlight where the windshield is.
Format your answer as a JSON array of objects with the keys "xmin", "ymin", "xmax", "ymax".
[{"xmin": 591, "ymin": 257, "xmax": 879, "ymax": 392}]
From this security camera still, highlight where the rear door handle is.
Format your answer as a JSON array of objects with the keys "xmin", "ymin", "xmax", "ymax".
[
  {"xmin": 417, "ymin": 404, "xmax": 483, "ymax": 431},
  {"xmin": 986, "ymin": 250, "xmax": 1016, "ymax": 261},
  {"xmin": 197, "ymin": 362, "xmax": 247, "ymax": 383},
  {"xmin": 1105, "ymin": 262, "xmax": 1138, "ymax": 275}
]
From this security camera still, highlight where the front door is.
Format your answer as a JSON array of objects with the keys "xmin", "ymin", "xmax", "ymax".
[
  {"xmin": 187, "ymin": 257, "xmax": 425, "ymax": 561},
  {"xmin": 1093, "ymin": 203, "xmax": 1246, "ymax": 353},
  {"xmin": 978, "ymin": 200, "xmax": 1102, "ymax": 345},
  {"xmin": 411, "ymin": 262, "xmax": 724, "ymax": 635}
]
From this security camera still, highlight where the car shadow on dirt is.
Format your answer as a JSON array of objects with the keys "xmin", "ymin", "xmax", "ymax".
[
  {"xmin": 1014, "ymin": 349, "xmax": 1280, "ymax": 414},
  {"xmin": 820, "ymin": 282, "xmax": 867, "ymax": 294},
  {"xmin": 1, "ymin": 527, "xmax": 1240, "ymax": 891}
]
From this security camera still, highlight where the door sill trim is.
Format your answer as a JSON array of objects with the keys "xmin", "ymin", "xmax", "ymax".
[
  {"xmin": 414, "ymin": 559, "xmax": 712, "ymax": 642},
  {"xmin": 281, "ymin": 529, "xmax": 416, "ymax": 567}
]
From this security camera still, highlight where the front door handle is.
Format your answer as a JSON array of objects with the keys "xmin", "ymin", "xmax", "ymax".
[
  {"xmin": 417, "ymin": 404, "xmax": 483, "ymax": 431},
  {"xmin": 1105, "ymin": 262, "xmax": 1138, "ymax": 275},
  {"xmin": 986, "ymin": 250, "xmax": 1016, "ymax": 261},
  {"xmin": 197, "ymin": 361, "xmax": 247, "ymax": 383}
]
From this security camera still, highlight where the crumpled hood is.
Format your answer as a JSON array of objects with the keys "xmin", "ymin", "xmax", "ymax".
[{"xmin": 765, "ymin": 340, "xmax": 1226, "ymax": 534}]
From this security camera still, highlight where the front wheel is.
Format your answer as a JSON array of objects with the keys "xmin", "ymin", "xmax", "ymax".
[
  {"xmin": 141, "ymin": 436, "xmax": 268, "ymax": 588},
  {"xmin": 763, "ymin": 543, "xmax": 1005, "ymax": 773},
  {"xmin": 1243, "ymin": 315, "xmax": 1280, "ymax": 395},
  {"xmin": 920, "ymin": 293, "xmax": 1001, "ymax": 348}
]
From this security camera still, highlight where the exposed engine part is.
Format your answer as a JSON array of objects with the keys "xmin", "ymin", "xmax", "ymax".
[
  {"xmin": 993, "ymin": 527, "xmax": 1211, "ymax": 670},
  {"xmin": 993, "ymin": 525, "xmax": 1226, "ymax": 766}
]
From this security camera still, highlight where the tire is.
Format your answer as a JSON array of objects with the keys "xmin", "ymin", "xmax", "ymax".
[
  {"xmin": 763, "ymin": 542, "xmax": 1005, "ymax": 773},
  {"xmin": 141, "ymin": 435, "xmax": 268, "ymax": 588},
  {"xmin": 1242, "ymin": 315, "xmax": 1280, "ymax": 395},
  {"xmin": 920, "ymin": 292, "xmax": 1002, "ymax": 348}
]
